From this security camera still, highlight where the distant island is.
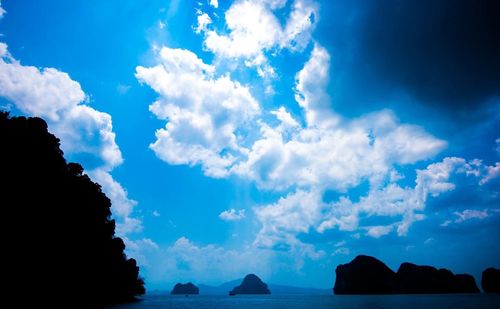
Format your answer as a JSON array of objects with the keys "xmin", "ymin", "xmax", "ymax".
[
  {"xmin": 229, "ymin": 274, "xmax": 271, "ymax": 295},
  {"xmin": 171, "ymin": 282, "xmax": 199, "ymax": 295},
  {"xmin": 334, "ymin": 255, "xmax": 480, "ymax": 294},
  {"xmin": 199, "ymin": 279, "xmax": 329, "ymax": 295},
  {"xmin": 482, "ymin": 268, "xmax": 500, "ymax": 293}
]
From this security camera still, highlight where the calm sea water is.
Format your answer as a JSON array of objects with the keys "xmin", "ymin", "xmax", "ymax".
[{"xmin": 106, "ymin": 294, "xmax": 500, "ymax": 309}]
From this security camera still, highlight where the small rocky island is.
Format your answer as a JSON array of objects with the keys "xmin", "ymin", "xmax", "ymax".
[
  {"xmin": 334, "ymin": 255, "xmax": 480, "ymax": 294},
  {"xmin": 171, "ymin": 282, "xmax": 199, "ymax": 295},
  {"xmin": 482, "ymin": 268, "xmax": 500, "ymax": 293},
  {"xmin": 229, "ymin": 274, "xmax": 271, "ymax": 295}
]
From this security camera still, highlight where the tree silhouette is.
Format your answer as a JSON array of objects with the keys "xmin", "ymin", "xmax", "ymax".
[{"xmin": 0, "ymin": 112, "xmax": 145, "ymax": 305}]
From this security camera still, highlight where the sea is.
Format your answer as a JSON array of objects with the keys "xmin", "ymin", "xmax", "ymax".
[{"xmin": 106, "ymin": 293, "xmax": 500, "ymax": 309}]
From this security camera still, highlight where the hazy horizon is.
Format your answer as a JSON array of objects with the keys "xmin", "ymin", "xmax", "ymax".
[{"xmin": 0, "ymin": 0, "xmax": 499, "ymax": 290}]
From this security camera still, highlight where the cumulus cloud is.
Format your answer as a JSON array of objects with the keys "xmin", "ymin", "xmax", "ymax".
[
  {"xmin": 318, "ymin": 157, "xmax": 499, "ymax": 237},
  {"xmin": 202, "ymin": 0, "xmax": 318, "ymax": 74},
  {"xmin": 138, "ymin": 41, "xmax": 450, "ymax": 258},
  {"xmin": 0, "ymin": 42, "xmax": 140, "ymax": 238},
  {"xmin": 0, "ymin": 43, "xmax": 122, "ymax": 169},
  {"xmin": 295, "ymin": 44, "xmax": 335, "ymax": 127},
  {"xmin": 219, "ymin": 209, "xmax": 246, "ymax": 221},
  {"xmin": 195, "ymin": 12, "xmax": 212, "ymax": 34},
  {"xmin": 138, "ymin": 1, "xmax": 500, "ymax": 269},
  {"xmin": 136, "ymin": 46, "xmax": 260, "ymax": 178}
]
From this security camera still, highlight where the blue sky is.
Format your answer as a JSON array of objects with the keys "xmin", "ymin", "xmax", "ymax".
[{"xmin": 0, "ymin": 0, "xmax": 499, "ymax": 290}]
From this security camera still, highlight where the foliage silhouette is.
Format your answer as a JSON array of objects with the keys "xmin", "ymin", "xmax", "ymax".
[{"xmin": 0, "ymin": 112, "xmax": 144, "ymax": 305}]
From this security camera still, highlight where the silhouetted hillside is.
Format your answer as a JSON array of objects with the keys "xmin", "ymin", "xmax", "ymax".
[
  {"xmin": 0, "ymin": 112, "xmax": 145, "ymax": 305},
  {"xmin": 334, "ymin": 255, "xmax": 479, "ymax": 294}
]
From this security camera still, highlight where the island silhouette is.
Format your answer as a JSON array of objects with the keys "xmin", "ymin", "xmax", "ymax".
[
  {"xmin": 1, "ymin": 112, "xmax": 144, "ymax": 305},
  {"xmin": 171, "ymin": 282, "xmax": 199, "ymax": 295},
  {"xmin": 334, "ymin": 255, "xmax": 481, "ymax": 294},
  {"xmin": 482, "ymin": 268, "xmax": 500, "ymax": 293},
  {"xmin": 229, "ymin": 274, "xmax": 271, "ymax": 295}
]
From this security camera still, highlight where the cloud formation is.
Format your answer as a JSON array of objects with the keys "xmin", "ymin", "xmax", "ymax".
[
  {"xmin": 219, "ymin": 209, "xmax": 246, "ymax": 221},
  {"xmin": 137, "ymin": 0, "xmax": 500, "ymax": 273},
  {"xmin": 136, "ymin": 47, "xmax": 260, "ymax": 178},
  {"xmin": 137, "ymin": 41, "xmax": 451, "ymax": 257},
  {"xmin": 0, "ymin": 42, "xmax": 140, "ymax": 237},
  {"xmin": 199, "ymin": 0, "xmax": 318, "ymax": 76}
]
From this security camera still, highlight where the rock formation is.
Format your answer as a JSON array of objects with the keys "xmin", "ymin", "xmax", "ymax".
[
  {"xmin": 334, "ymin": 255, "xmax": 480, "ymax": 294},
  {"xmin": 229, "ymin": 274, "xmax": 271, "ymax": 295},
  {"xmin": 482, "ymin": 268, "xmax": 500, "ymax": 293},
  {"xmin": 171, "ymin": 282, "xmax": 199, "ymax": 295},
  {"xmin": 334, "ymin": 255, "xmax": 396, "ymax": 294},
  {"xmin": 396, "ymin": 263, "xmax": 479, "ymax": 294}
]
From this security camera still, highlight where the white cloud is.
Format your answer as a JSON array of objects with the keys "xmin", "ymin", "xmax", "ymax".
[
  {"xmin": 295, "ymin": 44, "xmax": 336, "ymax": 127},
  {"xmin": 283, "ymin": 0, "xmax": 318, "ymax": 51},
  {"xmin": 365, "ymin": 225, "xmax": 394, "ymax": 238},
  {"xmin": 441, "ymin": 209, "xmax": 493, "ymax": 227},
  {"xmin": 123, "ymin": 237, "xmax": 160, "ymax": 267},
  {"xmin": 202, "ymin": 0, "xmax": 318, "ymax": 75},
  {"xmin": 480, "ymin": 162, "xmax": 500, "ymax": 185},
  {"xmin": 138, "ymin": 42, "xmax": 449, "ymax": 257},
  {"xmin": 209, "ymin": 0, "xmax": 219, "ymax": 9},
  {"xmin": 219, "ymin": 208, "xmax": 246, "ymax": 221},
  {"xmin": 455, "ymin": 209, "xmax": 489, "ymax": 222},
  {"xmin": 203, "ymin": 1, "xmax": 282, "ymax": 59},
  {"xmin": 0, "ymin": 43, "xmax": 122, "ymax": 169},
  {"xmin": 254, "ymin": 189, "xmax": 323, "ymax": 249},
  {"xmin": 271, "ymin": 106, "xmax": 300, "ymax": 128},
  {"xmin": 153, "ymin": 210, "xmax": 161, "ymax": 217},
  {"xmin": 318, "ymin": 156, "xmax": 498, "ymax": 237},
  {"xmin": 139, "ymin": 8, "xmax": 499, "ymax": 270},
  {"xmin": 0, "ymin": 42, "xmax": 140, "ymax": 238},
  {"xmin": 136, "ymin": 46, "xmax": 260, "ymax": 178},
  {"xmin": 195, "ymin": 13, "xmax": 212, "ymax": 34}
]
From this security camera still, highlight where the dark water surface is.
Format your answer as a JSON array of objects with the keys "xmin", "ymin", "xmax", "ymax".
[{"xmin": 107, "ymin": 293, "xmax": 500, "ymax": 308}]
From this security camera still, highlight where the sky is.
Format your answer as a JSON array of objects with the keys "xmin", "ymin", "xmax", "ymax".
[{"xmin": 0, "ymin": 0, "xmax": 499, "ymax": 290}]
